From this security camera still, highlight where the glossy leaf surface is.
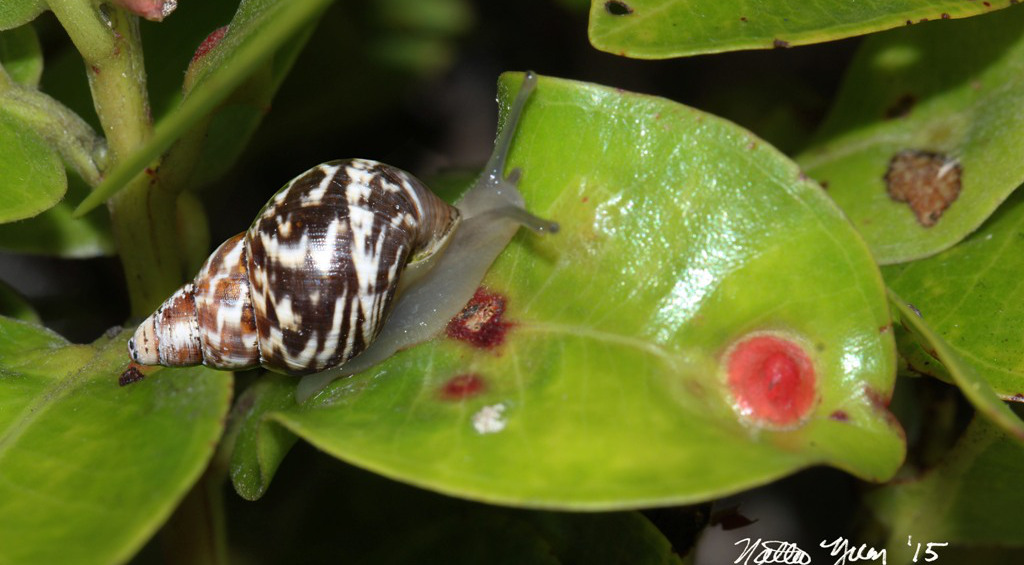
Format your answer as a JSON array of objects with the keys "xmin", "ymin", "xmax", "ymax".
[
  {"xmin": 870, "ymin": 417, "xmax": 1024, "ymax": 557},
  {"xmin": 232, "ymin": 74, "xmax": 902, "ymax": 507},
  {"xmin": 588, "ymin": 0, "xmax": 1014, "ymax": 59},
  {"xmin": 0, "ymin": 110, "xmax": 65, "ymax": 223},
  {"xmin": 885, "ymin": 193, "xmax": 1024, "ymax": 403},
  {"xmin": 0, "ymin": 318, "xmax": 231, "ymax": 564},
  {"xmin": 798, "ymin": 7, "xmax": 1024, "ymax": 263}
]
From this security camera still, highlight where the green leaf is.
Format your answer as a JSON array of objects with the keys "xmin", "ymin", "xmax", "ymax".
[
  {"xmin": 888, "ymin": 290, "xmax": 1024, "ymax": 441},
  {"xmin": 0, "ymin": 110, "xmax": 65, "ymax": 223},
  {"xmin": 0, "ymin": 172, "xmax": 113, "ymax": 257},
  {"xmin": 235, "ymin": 74, "xmax": 902, "ymax": 507},
  {"xmin": 164, "ymin": 0, "xmax": 319, "ymax": 190},
  {"xmin": 139, "ymin": 2, "xmax": 239, "ymax": 120},
  {"xmin": 228, "ymin": 373, "xmax": 298, "ymax": 501},
  {"xmin": 73, "ymin": 0, "xmax": 334, "ymax": 216},
  {"xmin": 588, "ymin": 0, "xmax": 1015, "ymax": 59},
  {"xmin": 869, "ymin": 416, "xmax": 1024, "ymax": 556},
  {"xmin": 0, "ymin": 319, "xmax": 232, "ymax": 564},
  {"xmin": 0, "ymin": 279, "xmax": 40, "ymax": 323},
  {"xmin": 0, "ymin": 23, "xmax": 42, "ymax": 86},
  {"xmin": 884, "ymin": 193, "xmax": 1024, "ymax": 404},
  {"xmin": 798, "ymin": 7, "xmax": 1024, "ymax": 263},
  {"xmin": 0, "ymin": 0, "xmax": 46, "ymax": 31}
]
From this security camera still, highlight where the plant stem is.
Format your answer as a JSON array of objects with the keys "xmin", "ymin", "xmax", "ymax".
[{"xmin": 49, "ymin": 0, "xmax": 183, "ymax": 315}]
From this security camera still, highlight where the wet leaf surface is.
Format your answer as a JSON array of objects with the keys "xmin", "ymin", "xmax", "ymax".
[{"xmin": 230, "ymin": 74, "xmax": 902, "ymax": 507}]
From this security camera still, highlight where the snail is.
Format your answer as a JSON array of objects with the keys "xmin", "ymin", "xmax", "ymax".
[{"xmin": 127, "ymin": 71, "xmax": 556, "ymax": 400}]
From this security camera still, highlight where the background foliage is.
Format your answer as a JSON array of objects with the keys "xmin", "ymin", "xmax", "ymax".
[{"xmin": 2, "ymin": 0, "xmax": 1024, "ymax": 563}]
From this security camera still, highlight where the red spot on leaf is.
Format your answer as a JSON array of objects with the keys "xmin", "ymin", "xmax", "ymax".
[
  {"xmin": 446, "ymin": 287, "xmax": 513, "ymax": 350},
  {"xmin": 440, "ymin": 374, "xmax": 486, "ymax": 400},
  {"xmin": 830, "ymin": 410, "xmax": 850, "ymax": 422},
  {"xmin": 192, "ymin": 26, "xmax": 229, "ymax": 63},
  {"xmin": 726, "ymin": 334, "xmax": 817, "ymax": 428}
]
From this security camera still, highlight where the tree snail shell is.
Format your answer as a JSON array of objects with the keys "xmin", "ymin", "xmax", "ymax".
[
  {"xmin": 128, "ymin": 71, "xmax": 556, "ymax": 391},
  {"xmin": 129, "ymin": 159, "xmax": 460, "ymax": 375}
]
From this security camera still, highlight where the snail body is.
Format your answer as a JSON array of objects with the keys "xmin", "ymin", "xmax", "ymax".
[{"xmin": 128, "ymin": 72, "xmax": 554, "ymax": 394}]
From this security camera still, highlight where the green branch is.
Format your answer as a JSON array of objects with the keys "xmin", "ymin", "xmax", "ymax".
[{"xmin": 49, "ymin": 0, "xmax": 182, "ymax": 316}]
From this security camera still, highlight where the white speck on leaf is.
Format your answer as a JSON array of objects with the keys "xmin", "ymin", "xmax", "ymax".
[{"xmin": 472, "ymin": 403, "xmax": 507, "ymax": 434}]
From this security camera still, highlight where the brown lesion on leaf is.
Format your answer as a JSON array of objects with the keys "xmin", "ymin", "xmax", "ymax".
[
  {"xmin": 885, "ymin": 149, "xmax": 962, "ymax": 227},
  {"xmin": 446, "ymin": 287, "xmax": 514, "ymax": 350},
  {"xmin": 772, "ymin": 38, "xmax": 790, "ymax": 48}
]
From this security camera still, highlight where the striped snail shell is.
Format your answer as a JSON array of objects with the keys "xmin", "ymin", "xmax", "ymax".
[{"xmin": 128, "ymin": 72, "xmax": 555, "ymax": 394}]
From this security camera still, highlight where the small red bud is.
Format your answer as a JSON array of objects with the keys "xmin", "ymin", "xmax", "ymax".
[
  {"xmin": 114, "ymin": 0, "xmax": 177, "ymax": 22},
  {"xmin": 192, "ymin": 26, "xmax": 230, "ymax": 64}
]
